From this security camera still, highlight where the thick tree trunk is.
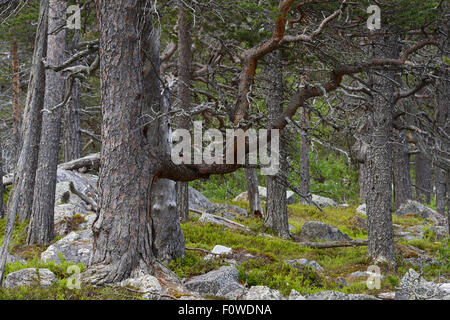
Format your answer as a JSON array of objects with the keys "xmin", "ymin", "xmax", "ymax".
[
  {"xmin": 365, "ymin": 30, "xmax": 397, "ymax": 268},
  {"xmin": 299, "ymin": 106, "xmax": 310, "ymax": 204},
  {"xmin": 27, "ymin": 0, "xmax": 66, "ymax": 245},
  {"xmin": 393, "ymin": 129, "xmax": 412, "ymax": 210},
  {"xmin": 11, "ymin": 35, "xmax": 21, "ymax": 167},
  {"xmin": 264, "ymin": 50, "xmax": 290, "ymax": 239},
  {"xmin": 0, "ymin": 0, "xmax": 48, "ymax": 286},
  {"xmin": 175, "ymin": 2, "xmax": 193, "ymax": 223},
  {"xmin": 87, "ymin": 1, "xmax": 183, "ymax": 284},
  {"xmin": 415, "ymin": 152, "xmax": 432, "ymax": 204},
  {"xmin": 244, "ymin": 168, "xmax": 262, "ymax": 216},
  {"xmin": 7, "ymin": 0, "xmax": 48, "ymax": 223}
]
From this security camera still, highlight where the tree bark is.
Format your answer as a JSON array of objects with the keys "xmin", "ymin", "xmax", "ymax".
[
  {"xmin": 0, "ymin": 0, "xmax": 48, "ymax": 286},
  {"xmin": 175, "ymin": 2, "xmax": 193, "ymax": 223},
  {"xmin": 87, "ymin": 1, "xmax": 183, "ymax": 284},
  {"xmin": 0, "ymin": 140, "xmax": 4, "ymax": 220},
  {"xmin": 393, "ymin": 129, "xmax": 412, "ymax": 210},
  {"xmin": 63, "ymin": 78, "xmax": 82, "ymax": 162},
  {"xmin": 365, "ymin": 30, "xmax": 397, "ymax": 268},
  {"xmin": 415, "ymin": 152, "xmax": 432, "ymax": 204},
  {"xmin": 244, "ymin": 168, "xmax": 262, "ymax": 216},
  {"xmin": 11, "ymin": 35, "xmax": 21, "ymax": 167},
  {"xmin": 264, "ymin": 50, "xmax": 290, "ymax": 239},
  {"xmin": 27, "ymin": 0, "xmax": 66, "ymax": 245},
  {"xmin": 299, "ymin": 106, "xmax": 310, "ymax": 204},
  {"xmin": 7, "ymin": 0, "xmax": 48, "ymax": 223}
]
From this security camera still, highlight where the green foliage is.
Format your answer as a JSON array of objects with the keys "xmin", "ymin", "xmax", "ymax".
[{"xmin": 168, "ymin": 251, "xmax": 224, "ymax": 279}]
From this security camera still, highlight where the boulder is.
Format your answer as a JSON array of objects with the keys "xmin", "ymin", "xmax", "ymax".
[
  {"xmin": 188, "ymin": 187, "xmax": 215, "ymax": 211},
  {"xmin": 243, "ymin": 286, "xmax": 284, "ymax": 300},
  {"xmin": 120, "ymin": 269, "xmax": 165, "ymax": 299},
  {"xmin": 306, "ymin": 290, "xmax": 379, "ymax": 300},
  {"xmin": 285, "ymin": 258, "xmax": 324, "ymax": 272},
  {"xmin": 234, "ymin": 186, "xmax": 295, "ymax": 205},
  {"xmin": 184, "ymin": 266, "xmax": 243, "ymax": 297},
  {"xmin": 41, "ymin": 229, "xmax": 93, "ymax": 265},
  {"xmin": 54, "ymin": 203, "xmax": 92, "ymax": 236},
  {"xmin": 54, "ymin": 181, "xmax": 90, "ymax": 212},
  {"xmin": 3, "ymin": 268, "xmax": 57, "ymax": 288},
  {"xmin": 57, "ymin": 168, "xmax": 98, "ymax": 196},
  {"xmin": 356, "ymin": 203, "xmax": 366, "ymax": 215},
  {"xmin": 289, "ymin": 289, "xmax": 306, "ymax": 300},
  {"xmin": 299, "ymin": 221, "xmax": 351, "ymax": 242},
  {"xmin": 310, "ymin": 194, "xmax": 337, "ymax": 208},
  {"xmin": 6, "ymin": 253, "xmax": 26, "ymax": 264},
  {"xmin": 431, "ymin": 226, "xmax": 448, "ymax": 240},
  {"xmin": 395, "ymin": 200, "xmax": 445, "ymax": 225},
  {"xmin": 395, "ymin": 268, "xmax": 449, "ymax": 300},
  {"xmin": 211, "ymin": 245, "xmax": 232, "ymax": 255},
  {"xmin": 348, "ymin": 270, "xmax": 385, "ymax": 281}
]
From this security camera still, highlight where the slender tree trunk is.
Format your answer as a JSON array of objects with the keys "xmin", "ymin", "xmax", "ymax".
[
  {"xmin": 7, "ymin": 0, "xmax": 48, "ymax": 223},
  {"xmin": 264, "ymin": 50, "xmax": 290, "ymax": 239},
  {"xmin": 365, "ymin": 30, "xmax": 397, "ymax": 268},
  {"xmin": 0, "ymin": 0, "xmax": 48, "ymax": 286},
  {"xmin": 176, "ymin": 2, "xmax": 192, "ymax": 223},
  {"xmin": 393, "ymin": 129, "xmax": 412, "ymax": 210},
  {"xmin": 299, "ymin": 106, "xmax": 310, "ymax": 204},
  {"xmin": 63, "ymin": 77, "xmax": 82, "ymax": 162},
  {"xmin": 11, "ymin": 35, "xmax": 21, "ymax": 167},
  {"xmin": 0, "ymin": 140, "xmax": 4, "ymax": 220},
  {"xmin": 27, "ymin": 0, "xmax": 66, "ymax": 245},
  {"xmin": 244, "ymin": 168, "xmax": 262, "ymax": 216},
  {"xmin": 86, "ymin": 1, "xmax": 183, "ymax": 284},
  {"xmin": 436, "ymin": 168, "xmax": 446, "ymax": 215},
  {"xmin": 415, "ymin": 152, "xmax": 432, "ymax": 204}
]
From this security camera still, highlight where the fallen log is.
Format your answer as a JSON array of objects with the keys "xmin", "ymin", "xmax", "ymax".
[
  {"xmin": 3, "ymin": 153, "xmax": 101, "ymax": 186},
  {"xmin": 294, "ymin": 239, "xmax": 368, "ymax": 249}
]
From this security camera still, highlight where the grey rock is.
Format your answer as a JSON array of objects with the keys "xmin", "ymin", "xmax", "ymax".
[
  {"xmin": 222, "ymin": 287, "xmax": 248, "ymax": 300},
  {"xmin": 431, "ymin": 226, "xmax": 448, "ymax": 240},
  {"xmin": 235, "ymin": 186, "xmax": 295, "ymax": 205},
  {"xmin": 289, "ymin": 289, "xmax": 306, "ymax": 300},
  {"xmin": 120, "ymin": 269, "xmax": 165, "ymax": 299},
  {"xmin": 243, "ymin": 286, "xmax": 284, "ymax": 300},
  {"xmin": 395, "ymin": 200, "xmax": 445, "ymax": 225},
  {"xmin": 211, "ymin": 245, "xmax": 232, "ymax": 255},
  {"xmin": 6, "ymin": 253, "xmax": 26, "ymax": 264},
  {"xmin": 54, "ymin": 203, "xmax": 91, "ymax": 236},
  {"xmin": 349, "ymin": 271, "xmax": 385, "ymax": 281},
  {"xmin": 395, "ymin": 269, "xmax": 448, "ymax": 300},
  {"xmin": 377, "ymin": 292, "xmax": 396, "ymax": 300},
  {"xmin": 285, "ymin": 258, "xmax": 324, "ymax": 272},
  {"xmin": 54, "ymin": 181, "xmax": 90, "ymax": 212},
  {"xmin": 208, "ymin": 203, "xmax": 248, "ymax": 218},
  {"xmin": 356, "ymin": 203, "xmax": 366, "ymax": 215},
  {"xmin": 41, "ymin": 229, "xmax": 93, "ymax": 265},
  {"xmin": 57, "ymin": 169, "xmax": 98, "ymax": 197},
  {"xmin": 3, "ymin": 268, "xmax": 57, "ymax": 288},
  {"xmin": 184, "ymin": 266, "xmax": 243, "ymax": 297},
  {"xmin": 306, "ymin": 290, "xmax": 379, "ymax": 300},
  {"xmin": 188, "ymin": 187, "xmax": 215, "ymax": 211},
  {"xmin": 311, "ymin": 194, "xmax": 338, "ymax": 208},
  {"xmin": 300, "ymin": 221, "xmax": 351, "ymax": 241}
]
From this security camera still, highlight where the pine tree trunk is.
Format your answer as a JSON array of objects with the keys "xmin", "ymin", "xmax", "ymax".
[
  {"xmin": 27, "ymin": 0, "xmax": 66, "ymax": 245},
  {"xmin": 299, "ymin": 106, "xmax": 310, "ymax": 204},
  {"xmin": 11, "ymin": 35, "xmax": 21, "ymax": 167},
  {"xmin": 0, "ymin": 0, "xmax": 48, "ymax": 286},
  {"xmin": 175, "ymin": 2, "xmax": 193, "ymax": 223},
  {"xmin": 365, "ymin": 30, "xmax": 397, "ymax": 268},
  {"xmin": 264, "ymin": 50, "xmax": 290, "ymax": 239},
  {"xmin": 0, "ymin": 140, "xmax": 4, "ymax": 219},
  {"xmin": 63, "ymin": 78, "xmax": 82, "ymax": 162},
  {"xmin": 415, "ymin": 152, "xmax": 432, "ymax": 204},
  {"xmin": 87, "ymin": 1, "xmax": 184, "ymax": 284},
  {"xmin": 244, "ymin": 168, "xmax": 262, "ymax": 216},
  {"xmin": 393, "ymin": 129, "xmax": 412, "ymax": 210},
  {"xmin": 7, "ymin": 0, "xmax": 48, "ymax": 223}
]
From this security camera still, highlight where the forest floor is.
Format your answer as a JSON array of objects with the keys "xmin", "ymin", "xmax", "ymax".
[{"xmin": 0, "ymin": 198, "xmax": 448, "ymax": 300}]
